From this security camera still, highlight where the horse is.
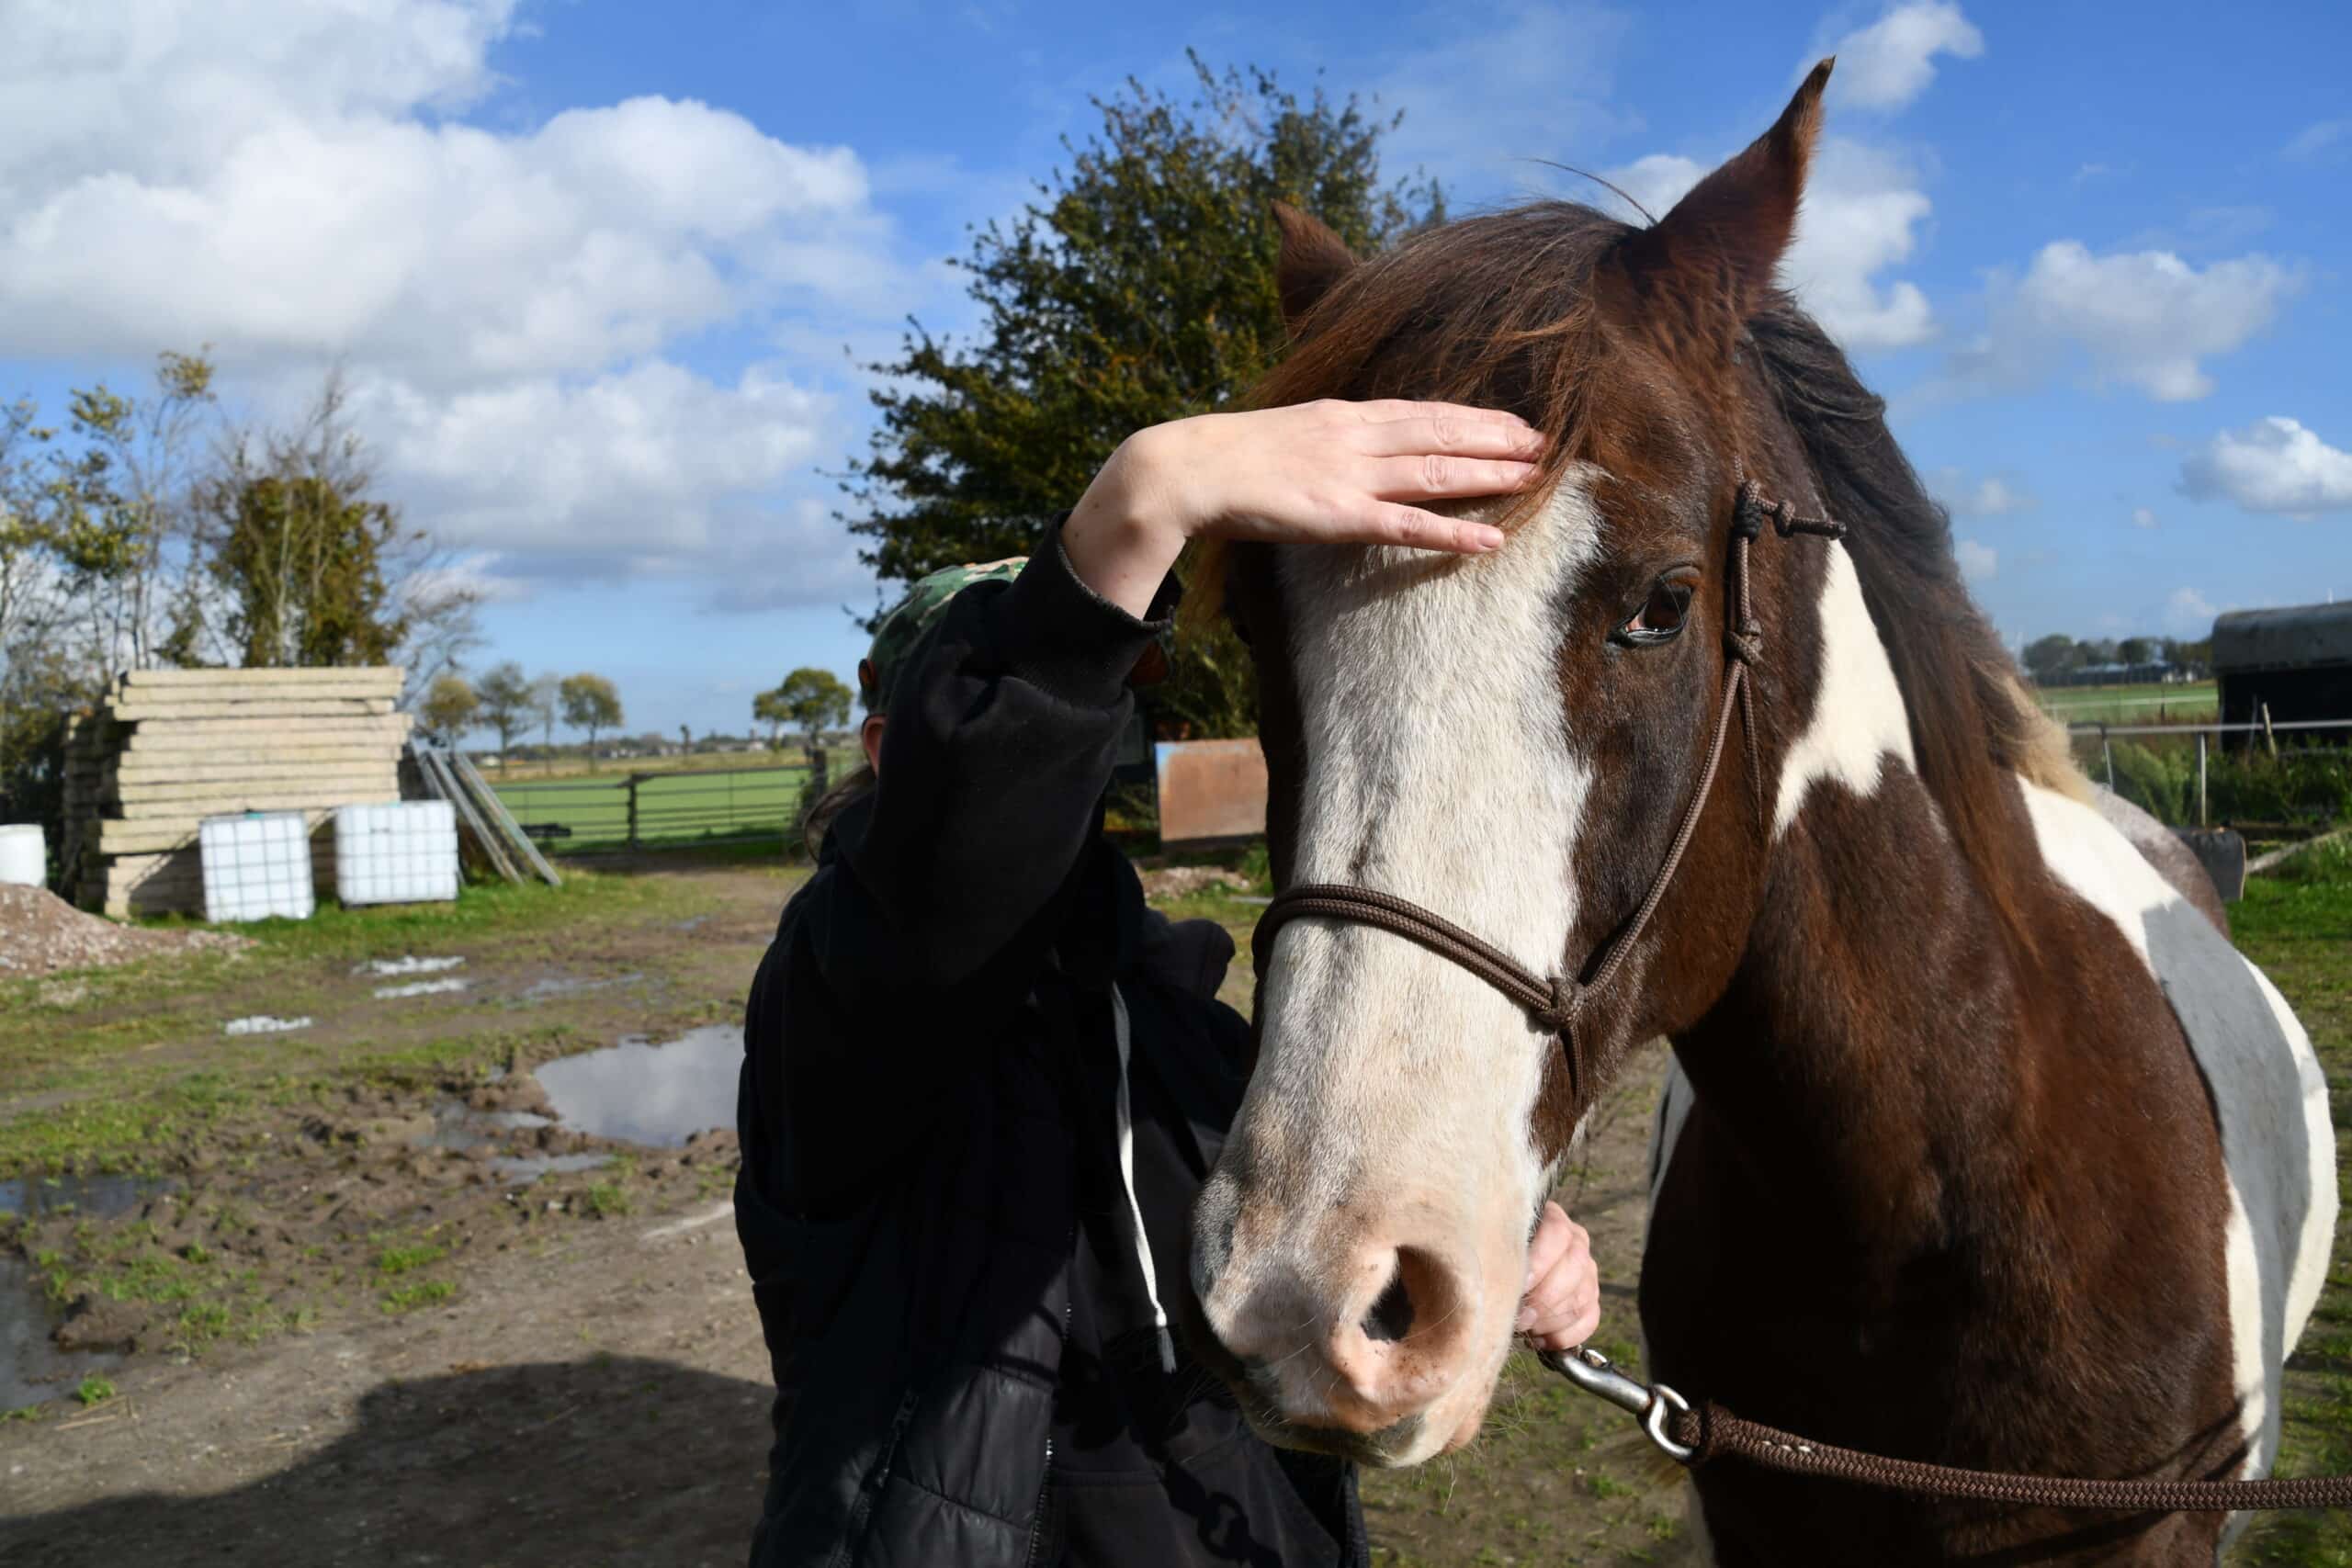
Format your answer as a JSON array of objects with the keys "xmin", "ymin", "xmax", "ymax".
[{"xmin": 1180, "ymin": 61, "xmax": 2338, "ymax": 1564}]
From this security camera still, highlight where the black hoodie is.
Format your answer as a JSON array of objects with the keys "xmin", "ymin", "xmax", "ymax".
[{"xmin": 734, "ymin": 527, "xmax": 1367, "ymax": 1568}]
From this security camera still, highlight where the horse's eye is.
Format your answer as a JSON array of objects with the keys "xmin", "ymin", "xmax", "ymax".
[{"xmin": 1614, "ymin": 577, "xmax": 1694, "ymax": 647}]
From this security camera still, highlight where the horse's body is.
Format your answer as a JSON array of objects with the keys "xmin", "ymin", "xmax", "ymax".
[{"xmin": 1181, "ymin": 60, "xmax": 2338, "ymax": 1564}]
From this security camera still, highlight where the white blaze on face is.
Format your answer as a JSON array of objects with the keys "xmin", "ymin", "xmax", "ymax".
[{"xmin": 1227, "ymin": 476, "xmax": 1602, "ymax": 1459}]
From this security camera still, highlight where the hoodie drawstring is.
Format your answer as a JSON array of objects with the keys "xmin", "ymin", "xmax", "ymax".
[{"xmin": 1109, "ymin": 984, "xmax": 1178, "ymax": 1374}]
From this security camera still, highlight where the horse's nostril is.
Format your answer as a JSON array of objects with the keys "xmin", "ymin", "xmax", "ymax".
[{"xmin": 1363, "ymin": 1267, "xmax": 1415, "ymax": 1343}]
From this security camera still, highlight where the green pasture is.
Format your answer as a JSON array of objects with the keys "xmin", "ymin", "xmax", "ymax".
[
  {"xmin": 492, "ymin": 764, "xmax": 811, "ymax": 848},
  {"xmin": 2036, "ymin": 679, "xmax": 2218, "ymax": 726}
]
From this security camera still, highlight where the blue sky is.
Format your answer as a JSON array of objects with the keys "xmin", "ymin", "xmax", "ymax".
[{"xmin": 3, "ymin": 0, "xmax": 2346, "ymax": 738}]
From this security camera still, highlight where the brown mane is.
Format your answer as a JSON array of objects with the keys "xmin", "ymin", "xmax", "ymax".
[{"xmin": 1190, "ymin": 198, "xmax": 2086, "ymax": 932}]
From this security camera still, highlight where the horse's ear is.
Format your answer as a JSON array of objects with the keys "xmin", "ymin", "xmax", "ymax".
[
  {"xmin": 1270, "ymin": 201, "xmax": 1357, "ymax": 332},
  {"xmin": 1615, "ymin": 58, "xmax": 1833, "ymax": 353}
]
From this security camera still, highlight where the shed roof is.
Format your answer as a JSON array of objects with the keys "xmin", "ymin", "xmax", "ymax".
[{"xmin": 2211, "ymin": 601, "xmax": 2352, "ymax": 673}]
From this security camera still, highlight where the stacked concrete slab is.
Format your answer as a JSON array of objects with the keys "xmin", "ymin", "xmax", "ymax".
[{"xmin": 62, "ymin": 667, "xmax": 411, "ymax": 917}]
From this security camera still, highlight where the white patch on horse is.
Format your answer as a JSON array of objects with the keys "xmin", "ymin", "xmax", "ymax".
[
  {"xmin": 1770, "ymin": 543, "xmax": 1916, "ymax": 838},
  {"xmin": 1231, "ymin": 473, "xmax": 1603, "ymax": 1456},
  {"xmin": 2019, "ymin": 779, "xmax": 2336, "ymax": 1474}
]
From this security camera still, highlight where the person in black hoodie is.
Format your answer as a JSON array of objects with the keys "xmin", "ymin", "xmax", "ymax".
[{"xmin": 735, "ymin": 397, "xmax": 1605, "ymax": 1568}]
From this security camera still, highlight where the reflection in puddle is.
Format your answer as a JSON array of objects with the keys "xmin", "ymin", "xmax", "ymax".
[
  {"xmin": 224, "ymin": 1015, "xmax": 311, "ymax": 1036},
  {"xmin": 1, "ymin": 1257, "xmax": 122, "ymax": 1412},
  {"xmin": 0, "ymin": 1171, "xmax": 174, "ymax": 1221},
  {"xmin": 413, "ymin": 1101, "xmax": 552, "ymax": 1154},
  {"xmin": 374, "ymin": 977, "xmax": 470, "ymax": 1000},
  {"xmin": 494, "ymin": 1153, "xmax": 612, "ymax": 1183},
  {"xmin": 534, "ymin": 1026, "xmax": 739, "ymax": 1147},
  {"xmin": 356, "ymin": 955, "xmax": 466, "ymax": 977},
  {"xmin": 516, "ymin": 972, "xmax": 644, "ymax": 1004}
]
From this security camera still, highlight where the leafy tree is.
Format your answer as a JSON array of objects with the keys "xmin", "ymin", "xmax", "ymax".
[
  {"xmin": 842, "ymin": 54, "xmax": 1442, "ymax": 739},
  {"xmin": 2117, "ymin": 637, "xmax": 2159, "ymax": 667},
  {"xmin": 205, "ymin": 472, "xmax": 407, "ymax": 667},
  {"xmin": 560, "ymin": 673, "xmax": 624, "ymax": 764},
  {"xmin": 419, "ymin": 674, "xmax": 480, "ymax": 743},
  {"xmin": 475, "ymin": 661, "xmax": 534, "ymax": 769},
  {"xmin": 771, "ymin": 668, "xmax": 853, "ymax": 762},
  {"xmin": 2022, "ymin": 635, "xmax": 2082, "ymax": 682},
  {"xmin": 752, "ymin": 687, "xmax": 790, "ymax": 749}
]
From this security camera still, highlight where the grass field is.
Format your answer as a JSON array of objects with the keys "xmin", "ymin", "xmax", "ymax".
[
  {"xmin": 2036, "ymin": 679, "xmax": 2219, "ymax": 727},
  {"xmin": 492, "ymin": 760, "xmax": 842, "ymax": 848}
]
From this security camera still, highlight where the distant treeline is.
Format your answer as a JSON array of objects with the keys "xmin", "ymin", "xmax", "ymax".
[{"xmin": 2023, "ymin": 634, "xmax": 2212, "ymax": 686}]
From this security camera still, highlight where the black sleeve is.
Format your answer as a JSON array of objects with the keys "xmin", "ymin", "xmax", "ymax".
[{"xmin": 742, "ymin": 521, "xmax": 1176, "ymax": 1215}]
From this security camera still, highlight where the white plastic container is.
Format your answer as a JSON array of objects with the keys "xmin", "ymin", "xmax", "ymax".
[
  {"xmin": 199, "ymin": 811, "xmax": 316, "ymax": 922},
  {"xmin": 334, "ymin": 801, "xmax": 458, "ymax": 906},
  {"xmin": 0, "ymin": 824, "xmax": 43, "ymax": 887}
]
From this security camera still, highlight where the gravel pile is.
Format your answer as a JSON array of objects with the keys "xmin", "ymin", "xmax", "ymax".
[{"xmin": 0, "ymin": 883, "xmax": 250, "ymax": 977}]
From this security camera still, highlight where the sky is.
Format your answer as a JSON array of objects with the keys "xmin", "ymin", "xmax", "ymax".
[{"xmin": 2, "ymin": 0, "xmax": 2346, "ymax": 739}]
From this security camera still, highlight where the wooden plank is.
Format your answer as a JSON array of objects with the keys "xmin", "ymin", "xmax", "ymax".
[
  {"xmin": 98, "ymin": 809, "xmax": 341, "ymax": 854},
  {"xmin": 111, "ymin": 765, "xmax": 398, "ymax": 793},
  {"xmin": 113, "ymin": 753, "xmax": 404, "ymax": 781},
  {"xmin": 419, "ymin": 747, "xmax": 522, "ymax": 886},
  {"xmin": 105, "ymin": 698, "xmax": 396, "ymax": 722},
  {"xmin": 451, "ymin": 749, "xmax": 560, "ymax": 886},
  {"xmin": 121, "ymin": 716, "xmax": 412, "ymax": 749},
  {"xmin": 119, "ymin": 666, "xmax": 404, "ymax": 690},
  {"xmin": 116, "ymin": 787, "xmax": 396, "ymax": 821}
]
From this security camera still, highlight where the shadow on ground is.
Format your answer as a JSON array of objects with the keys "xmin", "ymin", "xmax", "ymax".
[{"xmin": 2, "ymin": 1357, "xmax": 771, "ymax": 1567}]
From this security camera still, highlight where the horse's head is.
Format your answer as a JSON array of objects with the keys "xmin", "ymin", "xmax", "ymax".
[{"xmin": 1187, "ymin": 62, "xmax": 1867, "ymax": 1463}]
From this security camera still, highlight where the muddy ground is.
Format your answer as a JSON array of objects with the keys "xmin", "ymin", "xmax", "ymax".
[{"xmin": 3, "ymin": 851, "xmax": 2342, "ymax": 1565}]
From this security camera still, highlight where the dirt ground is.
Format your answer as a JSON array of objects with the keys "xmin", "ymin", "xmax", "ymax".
[{"xmin": 0, "ymin": 854, "xmax": 1706, "ymax": 1565}]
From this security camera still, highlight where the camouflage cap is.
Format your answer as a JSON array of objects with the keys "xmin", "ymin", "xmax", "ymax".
[{"xmin": 861, "ymin": 557, "xmax": 1029, "ymax": 711}]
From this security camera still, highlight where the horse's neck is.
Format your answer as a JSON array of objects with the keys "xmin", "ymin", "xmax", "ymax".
[{"xmin": 1679, "ymin": 761, "xmax": 2034, "ymax": 1248}]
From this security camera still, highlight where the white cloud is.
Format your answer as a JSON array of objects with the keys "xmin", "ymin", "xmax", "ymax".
[
  {"xmin": 2167, "ymin": 586, "xmax": 2217, "ymax": 634},
  {"xmin": 1947, "ymin": 242, "xmax": 2299, "ymax": 400},
  {"xmin": 1605, "ymin": 139, "xmax": 1937, "ymax": 350},
  {"xmin": 2283, "ymin": 119, "xmax": 2347, "ymax": 162},
  {"xmin": 2132, "ymin": 506, "xmax": 2157, "ymax": 528},
  {"xmin": 0, "ymin": 0, "xmax": 922, "ymax": 603},
  {"xmin": 1823, "ymin": 2, "xmax": 1984, "ymax": 113},
  {"xmin": 1954, "ymin": 537, "xmax": 1996, "ymax": 581},
  {"xmin": 1929, "ymin": 468, "xmax": 2033, "ymax": 517},
  {"xmin": 2177, "ymin": 416, "xmax": 2352, "ymax": 516}
]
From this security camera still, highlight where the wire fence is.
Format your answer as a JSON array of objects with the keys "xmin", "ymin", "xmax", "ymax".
[
  {"xmin": 2066, "ymin": 714, "xmax": 2352, "ymax": 831},
  {"xmin": 490, "ymin": 753, "xmax": 854, "ymax": 850}
]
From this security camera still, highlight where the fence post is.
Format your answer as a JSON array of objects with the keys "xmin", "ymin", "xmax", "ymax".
[
  {"xmin": 627, "ymin": 773, "xmax": 641, "ymax": 850},
  {"xmin": 2261, "ymin": 702, "xmax": 2278, "ymax": 758},
  {"xmin": 2197, "ymin": 730, "xmax": 2209, "ymax": 828},
  {"xmin": 2100, "ymin": 724, "xmax": 2114, "ymax": 793}
]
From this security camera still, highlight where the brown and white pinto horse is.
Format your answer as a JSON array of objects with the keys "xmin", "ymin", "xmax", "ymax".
[{"xmin": 1183, "ymin": 62, "xmax": 2337, "ymax": 1563}]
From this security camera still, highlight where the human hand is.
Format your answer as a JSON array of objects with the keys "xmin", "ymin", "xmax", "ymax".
[
  {"xmin": 1515, "ymin": 1201, "xmax": 1601, "ymax": 1351},
  {"xmin": 1063, "ymin": 400, "xmax": 1546, "ymax": 616}
]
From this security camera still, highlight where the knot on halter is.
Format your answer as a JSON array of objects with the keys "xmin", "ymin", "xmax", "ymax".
[
  {"xmin": 1725, "ymin": 622, "xmax": 1764, "ymax": 666},
  {"xmin": 1533, "ymin": 978, "xmax": 1582, "ymax": 1035},
  {"xmin": 1734, "ymin": 479, "xmax": 1848, "ymax": 541}
]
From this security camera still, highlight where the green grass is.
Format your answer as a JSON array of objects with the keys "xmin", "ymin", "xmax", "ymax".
[
  {"xmin": 2230, "ymin": 873, "xmax": 2352, "ymax": 1565},
  {"xmin": 374, "ymin": 1243, "xmax": 449, "ymax": 1276},
  {"xmin": 380, "ymin": 1279, "xmax": 456, "ymax": 1314},
  {"xmin": 74, "ymin": 1375, "xmax": 115, "ymax": 1406},
  {"xmin": 2036, "ymin": 679, "xmax": 2218, "ymax": 726}
]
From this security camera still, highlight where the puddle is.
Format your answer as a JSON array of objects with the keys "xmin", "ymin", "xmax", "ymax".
[
  {"xmin": 493, "ymin": 1153, "xmax": 612, "ymax": 1184},
  {"xmin": 516, "ymin": 972, "xmax": 643, "ymax": 1004},
  {"xmin": 224, "ymin": 1015, "xmax": 311, "ymax": 1036},
  {"xmin": 671, "ymin": 916, "xmax": 710, "ymax": 933},
  {"xmin": 533, "ymin": 1025, "xmax": 740, "ymax": 1147},
  {"xmin": 355, "ymin": 955, "xmax": 466, "ymax": 977},
  {"xmin": 0, "ymin": 1171, "xmax": 175, "ymax": 1221},
  {"xmin": 0, "ymin": 1179, "xmax": 164, "ymax": 1409},
  {"xmin": 1, "ymin": 1257, "xmax": 122, "ymax": 1413},
  {"xmin": 413, "ymin": 1100, "xmax": 553, "ymax": 1154},
  {"xmin": 373, "ymin": 977, "xmax": 470, "ymax": 1000}
]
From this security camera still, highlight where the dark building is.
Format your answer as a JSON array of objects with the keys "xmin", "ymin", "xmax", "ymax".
[{"xmin": 2211, "ymin": 602, "xmax": 2352, "ymax": 750}]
